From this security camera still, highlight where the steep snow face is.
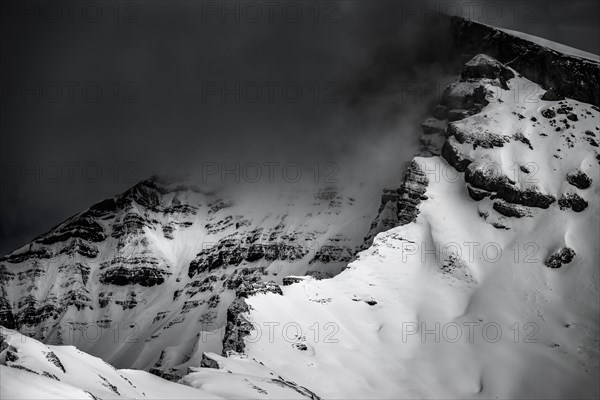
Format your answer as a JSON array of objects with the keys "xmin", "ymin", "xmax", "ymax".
[
  {"xmin": 0, "ymin": 327, "xmax": 319, "ymax": 399},
  {"xmin": 204, "ymin": 56, "xmax": 600, "ymax": 399},
  {"xmin": 0, "ymin": 178, "xmax": 382, "ymax": 377}
]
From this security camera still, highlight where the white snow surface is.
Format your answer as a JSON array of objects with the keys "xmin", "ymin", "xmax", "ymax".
[
  {"xmin": 0, "ymin": 327, "xmax": 317, "ymax": 399},
  {"xmin": 192, "ymin": 73, "xmax": 600, "ymax": 398}
]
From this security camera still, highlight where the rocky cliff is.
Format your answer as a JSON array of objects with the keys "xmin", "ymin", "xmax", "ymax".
[{"xmin": 0, "ymin": 179, "xmax": 381, "ymax": 378}]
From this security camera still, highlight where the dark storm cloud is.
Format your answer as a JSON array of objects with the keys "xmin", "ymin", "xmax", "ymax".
[{"xmin": 1, "ymin": 0, "xmax": 598, "ymax": 255}]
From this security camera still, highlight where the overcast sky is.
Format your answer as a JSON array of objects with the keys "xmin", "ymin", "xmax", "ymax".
[{"xmin": 1, "ymin": 0, "xmax": 599, "ymax": 255}]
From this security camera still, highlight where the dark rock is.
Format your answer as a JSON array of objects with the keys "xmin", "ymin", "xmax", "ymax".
[
  {"xmin": 148, "ymin": 368, "xmax": 180, "ymax": 382},
  {"xmin": 465, "ymin": 165, "xmax": 556, "ymax": 209},
  {"xmin": 115, "ymin": 291, "xmax": 138, "ymax": 310},
  {"xmin": 5, "ymin": 349, "xmax": 19, "ymax": 362},
  {"xmin": 200, "ymin": 353, "xmax": 220, "ymax": 369},
  {"xmin": 566, "ymin": 170, "xmax": 592, "ymax": 189},
  {"xmin": 586, "ymin": 137, "xmax": 599, "ymax": 147},
  {"xmin": 188, "ymin": 239, "xmax": 309, "ymax": 278},
  {"xmin": 283, "ymin": 276, "xmax": 305, "ymax": 286},
  {"xmin": 44, "ymin": 351, "xmax": 66, "ymax": 373},
  {"xmin": 467, "ymin": 185, "xmax": 491, "ymax": 201},
  {"xmin": 207, "ymin": 294, "xmax": 220, "ymax": 309},
  {"xmin": 310, "ymin": 245, "xmax": 354, "ymax": 264},
  {"xmin": 460, "ymin": 54, "xmax": 515, "ymax": 89},
  {"xmin": 363, "ymin": 162, "xmax": 430, "ymax": 248},
  {"xmin": 111, "ymin": 213, "xmax": 149, "ymax": 238},
  {"xmin": 442, "ymin": 83, "xmax": 491, "ymax": 115},
  {"xmin": 440, "ymin": 254, "xmax": 476, "ymax": 283},
  {"xmin": 545, "ymin": 248, "xmax": 576, "ymax": 268},
  {"xmin": 304, "ymin": 271, "xmax": 332, "ymax": 280},
  {"xmin": 513, "ymin": 132, "xmax": 533, "ymax": 150},
  {"xmin": 85, "ymin": 198, "xmax": 117, "ymax": 218},
  {"xmin": 558, "ymin": 193, "xmax": 588, "ymax": 212},
  {"xmin": 491, "ymin": 222, "xmax": 510, "ymax": 230},
  {"xmin": 396, "ymin": 162, "xmax": 430, "ymax": 225},
  {"xmin": 0, "ymin": 292, "xmax": 16, "ymax": 329},
  {"xmin": 61, "ymin": 288, "xmax": 92, "ymax": 311},
  {"xmin": 100, "ymin": 266, "xmax": 166, "ymax": 287},
  {"xmin": 448, "ymin": 109, "xmax": 471, "ymax": 121},
  {"xmin": 492, "ymin": 201, "xmax": 532, "ymax": 218},
  {"xmin": 541, "ymin": 88, "xmax": 565, "ymax": 101},
  {"xmin": 541, "ymin": 109, "xmax": 556, "ymax": 119},
  {"xmin": 270, "ymin": 378, "xmax": 322, "ymax": 400},
  {"xmin": 221, "ymin": 298, "xmax": 253, "ymax": 356},
  {"xmin": 236, "ymin": 281, "xmax": 282, "ymax": 299},
  {"xmin": 58, "ymin": 239, "xmax": 98, "ymax": 259},
  {"xmin": 450, "ymin": 123, "xmax": 510, "ymax": 149},
  {"xmin": 451, "ymin": 17, "xmax": 600, "ymax": 106},
  {"xmin": 442, "ymin": 141, "xmax": 473, "ymax": 172},
  {"xmin": 1, "ymin": 247, "xmax": 53, "ymax": 264},
  {"xmin": 39, "ymin": 217, "xmax": 106, "ymax": 245}
]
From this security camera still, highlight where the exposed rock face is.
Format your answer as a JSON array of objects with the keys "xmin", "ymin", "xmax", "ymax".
[
  {"xmin": 442, "ymin": 140, "xmax": 473, "ymax": 172},
  {"xmin": 363, "ymin": 161, "xmax": 429, "ymax": 247},
  {"xmin": 221, "ymin": 298, "xmax": 253, "ymax": 356},
  {"xmin": 282, "ymin": 276, "xmax": 305, "ymax": 286},
  {"xmin": 558, "ymin": 193, "xmax": 589, "ymax": 212},
  {"xmin": 461, "ymin": 53, "xmax": 515, "ymax": 89},
  {"xmin": 566, "ymin": 170, "xmax": 592, "ymax": 189},
  {"xmin": 464, "ymin": 165, "xmax": 556, "ymax": 209},
  {"xmin": 492, "ymin": 200, "xmax": 533, "ymax": 218},
  {"xmin": 236, "ymin": 280, "xmax": 283, "ymax": 299},
  {"xmin": 541, "ymin": 87, "xmax": 565, "ymax": 101},
  {"xmin": 188, "ymin": 241, "xmax": 309, "ymax": 278},
  {"xmin": 1, "ymin": 176, "xmax": 378, "ymax": 376},
  {"xmin": 310, "ymin": 245, "xmax": 354, "ymax": 264},
  {"xmin": 100, "ymin": 266, "xmax": 168, "ymax": 286},
  {"xmin": 451, "ymin": 17, "xmax": 600, "ymax": 106},
  {"xmin": 449, "ymin": 122, "xmax": 510, "ymax": 149},
  {"xmin": 200, "ymin": 353, "xmax": 219, "ymax": 369},
  {"xmin": 545, "ymin": 248, "xmax": 576, "ymax": 269},
  {"xmin": 426, "ymin": 52, "xmax": 596, "ymax": 236},
  {"xmin": 221, "ymin": 281, "xmax": 284, "ymax": 356}
]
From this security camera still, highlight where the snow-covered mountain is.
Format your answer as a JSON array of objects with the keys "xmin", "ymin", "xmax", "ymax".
[
  {"xmin": 0, "ymin": 178, "xmax": 382, "ymax": 379},
  {"xmin": 2, "ymin": 17, "xmax": 599, "ymax": 399},
  {"xmin": 213, "ymin": 53, "xmax": 599, "ymax": 399}
]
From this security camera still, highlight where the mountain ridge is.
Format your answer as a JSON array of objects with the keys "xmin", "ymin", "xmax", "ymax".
[{"xmin": 2, "ymin": 19, "xmax": 599, "ymax": 399}]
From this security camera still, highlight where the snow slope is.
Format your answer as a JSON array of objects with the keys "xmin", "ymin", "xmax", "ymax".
[
  {"xmin": 197, "ymin": 56, "xmax": 600, "ymax": 398},
  {"xmin": 0, "ymin": 326, "xmax": 319, "ymax": 399}
]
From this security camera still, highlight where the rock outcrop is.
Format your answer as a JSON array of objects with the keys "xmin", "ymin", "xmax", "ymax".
[{"xmin": 451, "ymin": 17, "xmax": 600, "ymax": 106}]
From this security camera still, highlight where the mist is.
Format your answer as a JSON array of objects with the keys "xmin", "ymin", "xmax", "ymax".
[{"xmin": 1, "ymin": 0, "xmax": 599, "ymax": 255}]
